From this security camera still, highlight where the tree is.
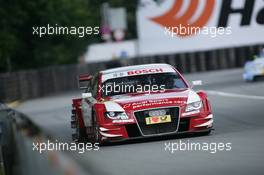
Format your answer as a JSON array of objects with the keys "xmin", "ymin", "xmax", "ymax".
[{"xmin": 0, "ymin": 0, "xmax": 137, "ymax": 73}]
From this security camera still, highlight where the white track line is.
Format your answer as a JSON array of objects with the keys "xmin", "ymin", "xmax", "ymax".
[{"xmin": 207, "ymin": 90, "xmax": 264, "ymax": 100}]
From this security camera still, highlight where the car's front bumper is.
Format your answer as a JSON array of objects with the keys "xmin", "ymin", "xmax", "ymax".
[
  {"xmin": 101, "ymin": 128, "xmax": 213, "ymax": 143},
  {"xmin": 243, "ymin": 68, "xmax": 264, "ymax": 81},
  {"xmin": 98, "ymin": 113, "xmax": 213, "ymax": 143}
]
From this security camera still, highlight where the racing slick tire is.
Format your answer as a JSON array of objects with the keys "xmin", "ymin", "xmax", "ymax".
[
  {"xmin": 76, "ymin": 117, "xmax": 87, "ymax": 142},
  {"xmin": 71, "ymin": 109, "xmax": 87, "ymax": 142},
  {"xmin": 90, "ymin": 112, "xmax": 102, "ymax": 144}
]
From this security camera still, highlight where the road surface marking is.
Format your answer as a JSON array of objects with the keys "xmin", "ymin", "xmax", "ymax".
[{"xmin": 207, "ymin": 91, "xmax": 264, "ymax": 100}]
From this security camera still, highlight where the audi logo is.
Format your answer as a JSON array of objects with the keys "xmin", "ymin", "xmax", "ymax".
[{"xmin": 149, "ymin": 109, "xmax": 167, "ymax": 116}]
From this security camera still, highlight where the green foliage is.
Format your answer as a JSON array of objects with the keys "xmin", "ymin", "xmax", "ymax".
[{"xmin": 0, "ymin": 0, "xmax": 137, "ymax": 73}]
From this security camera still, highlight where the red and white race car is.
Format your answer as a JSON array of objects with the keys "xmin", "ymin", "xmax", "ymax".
[{"xmin": 71, "ymin": 64, "xmax": 213, "ymax": 143}]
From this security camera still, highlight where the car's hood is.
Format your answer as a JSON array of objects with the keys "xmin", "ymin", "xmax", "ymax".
[{"xmin": 102, "ymin": 89, "xmax": 200, "ymax": 111}]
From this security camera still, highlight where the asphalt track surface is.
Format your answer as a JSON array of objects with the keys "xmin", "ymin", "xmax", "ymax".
[{"xmin": 16, "ymin": 68, "xmax": 264, "ymax": 175}]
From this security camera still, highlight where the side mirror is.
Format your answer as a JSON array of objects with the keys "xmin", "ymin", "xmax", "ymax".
[
  {"xmin": 78, "ymin": 74, "xmax": 93, "ymax": 90},
  {"xmin": 82, "ymin": 92, "xmax": 92, "ymax": 99},
  {"xmin": 191, "ymin": 80, "xmax": 203, "ymax": 87}
]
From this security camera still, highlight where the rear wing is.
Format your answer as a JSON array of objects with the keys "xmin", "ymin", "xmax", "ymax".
[{"xmin": 78, "ymin": 74, "xmax": 93, "ymax": 90}]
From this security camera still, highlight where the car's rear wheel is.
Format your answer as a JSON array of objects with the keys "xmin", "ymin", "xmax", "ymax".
[
  {"xmin": 76, "ymin": 117, "xmax": 87, "ymax": 142},
  {"xmin": 90, "ymin": 112, "xmax": 102, "ymax": 144},
  {"xmin": 71, "ymin": 108, "xmax": 87, "ymax": 142}
]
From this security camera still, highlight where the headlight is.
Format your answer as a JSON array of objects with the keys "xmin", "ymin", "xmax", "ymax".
[
  {"xmin": 185, "ymin": 101, "xmax": 203, "ymax": 112},
  {"xmin": 105, "ymin": 111, "xmax": 128, "ymax": 120}
]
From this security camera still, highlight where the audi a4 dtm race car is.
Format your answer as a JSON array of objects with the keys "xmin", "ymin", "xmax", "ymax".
[{"xmin": 71, "ymin": 64, "xmax": 213, "ymax": 143}]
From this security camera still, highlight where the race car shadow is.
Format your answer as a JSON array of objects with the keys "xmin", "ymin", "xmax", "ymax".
[{"xmin": 254, "ymin": 76, "xmax": 264, "ymax": 82}]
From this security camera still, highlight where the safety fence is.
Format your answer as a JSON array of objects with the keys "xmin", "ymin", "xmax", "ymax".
[
  {"xmin": 0, "ymin": 44, "xmax": 263, "ymax": 102},
  {"xmin": 0, "ymin": 105, "xmax": 89, "ymax": 175}
]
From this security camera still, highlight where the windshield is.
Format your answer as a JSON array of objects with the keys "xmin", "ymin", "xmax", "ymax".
[{"xmin": 101, "ymin": 72, "xmax": 187, "ymax": 97}]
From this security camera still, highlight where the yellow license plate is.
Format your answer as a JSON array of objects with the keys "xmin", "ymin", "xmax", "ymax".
[{"xmin": 145, "ymin": 115, "xmax": 171, "ymax": 125}]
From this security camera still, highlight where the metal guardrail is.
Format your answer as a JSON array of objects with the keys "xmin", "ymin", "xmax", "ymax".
[
  {"xmin": 0, "ymin": 105, "xmax": 89, "ymax": 175},
  {"xmin": 0, "ymin": 44, "xmax": 263, "ymax": 103}
]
